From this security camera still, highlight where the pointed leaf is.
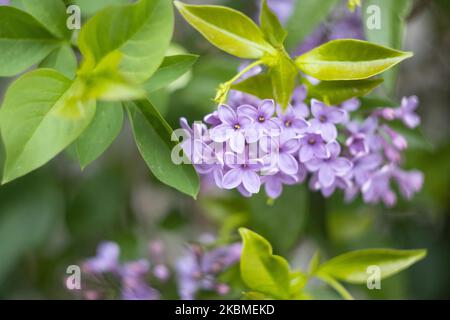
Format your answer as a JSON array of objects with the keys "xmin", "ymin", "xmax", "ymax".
[
  {"xmin": 0, "ymin": 6, "xmax": 59, "ymax": 77},
  {"xmin": 239, "ymin": 228, "xmax": 291, "ymax": 299},
  {"xmin": 231, "ymin": 73, "xmax": 274, "ymax": 100},
  {"xmin": 74, "ymin": 102, "xmax": 124, "ymax": 169},
  {"xmin": 317, "ymin": 248, "xmax": 427, "ymax": 284},
  {"xmin": 0, "ymin": 69, "xmax": 96, "ymax": 183},
  {"xmin": 39, "ymin": 44, "xmax": 78, "ymax": 79},
  {"xmin": 126, "ymin": 100, "xmax": 199, "ymax": 198},
  {"xmin": 78, "ymin": 0, "xmax": 174, "ymax": 83},
  {"xmin": 270, "ymin": 53, "xmax": 298, "ymax": 108},
  {"xmin": 363, "ymin": 0, "xmax": 412, "ymax": 94},
  {"xmin": 295, "ymin": 39, "xmax": 413, "ymax": 81},
  {"xmin": 143, "ymin": 54, "xmax": 198, "ymax": 93},
  {"xmin": 307, "ymin": 78, "xmax": 383, "ymax": 105},
  {"xmin": 174, "ymin": 1, "xmax": 275, "ymax": 59},
  {"xmin": 11, "ymin": 0, "xmax": 72, "ymax": 39},
  {"xmin": 260, "ymin": 0, "xmax": 287, "ymax": 47}
]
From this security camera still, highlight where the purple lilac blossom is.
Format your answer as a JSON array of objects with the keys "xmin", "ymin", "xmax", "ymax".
[{"xmin": 178, "ymin": 84, "xmax": 424, "ymax": 206}]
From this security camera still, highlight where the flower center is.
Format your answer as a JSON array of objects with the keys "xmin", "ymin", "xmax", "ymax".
[
  {"xmin": 258, "ymin": 116, "xmax": 265, "ymax": 123},
  {"xmin": 234, "ymin": 123, "xmax": 241, "ymax": 130},
  {"xmin": 308, "ymin": 138, "xmax": 316, "ymax": 145},
  {"xmin": 319, "ymin": 115, "xmax": 327, "ymax": 123},
  {"xmin": 285, "ymin": 120, "xmax": 292, "ymax": 127}
]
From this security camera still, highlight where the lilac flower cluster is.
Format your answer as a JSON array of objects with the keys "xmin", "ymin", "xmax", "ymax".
[
  {"xmin": 81, "ymin": 241, "xmax": 169, "ymax": 300},
  {"xmin": 178, "ymin": 88, "xmax": 423, "ymax": 206},
  {"xmin": 80, "ymin": 240, "xmax": 241, "ymax": 300}
]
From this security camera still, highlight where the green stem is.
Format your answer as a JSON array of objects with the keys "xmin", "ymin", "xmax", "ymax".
[
  {"xmin": 317, "ymin": 274, "xmax": 354, "ymax": 300},
  {"xmin": 215, "ymin": 59, "xmax": 264, "ymax": 105}
]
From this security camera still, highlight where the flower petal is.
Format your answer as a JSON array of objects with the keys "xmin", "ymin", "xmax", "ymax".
[
  {"xmin": 229, "ymin": 132, "xmax": 245, "ymax": 153},
  {"xmin": 318, "ymin": 165, "xmax": 335, "ymax": 188},
  {"xmin": 222, "ymin": 168, "xmax": 242, "ymax": 189},
  {"xmin": 218, "ymin": 104, "xmax": 237, "ymax": 125},
  {"xmin": 279, "ymin": 153, "xmax": 299, "ymax": 175},
  {"xmin": 320, "ymin": 123, "xmax": 338, "ymax": 141},
  {"xmin": 242, "ymin": 170, "xmax": 261, "ymax": 194},
  {"xmin": 259, "ymin": 99, "xmax": 275, "ymax": 118},
  {"xmin": 311, "ymin": 99, "xmax": 326, "ymax": 118}
]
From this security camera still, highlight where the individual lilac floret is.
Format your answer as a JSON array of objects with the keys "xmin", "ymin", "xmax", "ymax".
[
  {"xmin": 298, "ymin": 132, "xmax": 329, "ymax": 163},
  {"xmin": 361, "ymin": 166, "xmax": 397, "ymax": 207},
  {"xmin": 83, "ymin": 242, "xmax": 120, "ymax": 273},
  {"xmin": 275, "ymin": 105, "xmax": 309, "ymax": 138},
  {"xmin": 239, "ymin": 99, "xmax": 280, "ymax": 142},
  {"xmin": 176, "ymin": 243, "xmax": 242, "ymax": 300},
  {"xmin": 260, "ymin": 133, "xmax": 300, "ymax": 175},
  {"xmin": 210, "ymin": 105, "xmax": 253, "ymax": 153},
  {"xmin": 395, "ymin": 96, "xmax": 420, "ymax": 129},
  {"xmin": 305, "ymin": 141, "xmax": 353, "ymax": 188},
  {"xmin": 392, "ymin": 167, "xmax": 424, "ymax": 200},
  {"xmin": 222, "ymin": 151, "xmax": 263, "ymax": 195},
  {"xmin": 310, "ymin": 99, "xmax": 346, "ymax": 141}
]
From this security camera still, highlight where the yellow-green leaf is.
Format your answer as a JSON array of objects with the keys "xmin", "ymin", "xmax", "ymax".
[
  {"xmin": 295, "ymin": 39, "xmax": 413, "ymax": 81},
  {"xmin": 317, "ymin": 248, "xmax": 427, "ymax": 284},
  {"xmin": 174, "ymin": 1, "xmax": 275, "ymax": 59},
  {"xmin": 239, "ymin": 228, "xmax": 291, "ymax": 299}
]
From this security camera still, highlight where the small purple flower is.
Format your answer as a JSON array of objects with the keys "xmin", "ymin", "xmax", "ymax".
[
  {"xmin": 305, "ymin": 141, "xmax": 353, "ymax": 188},
  {"xmin": 275, "ymin": 105, "xmax": 309, "ymax": 138},
  {"xmin": 382, "ymin": 125, "xmax": 408, "ymax": 151},
  {"xmin": 222, "ymin": 152, "xmax": 263, "ymax": 194},
  {"xmin": 392, "ymin": 167, "xmax": 424, "ymax": 199},
  {"xmin": 395, "ymin": 96, "xmax": 420, "ymax": 129},
  {"xmin": 310, "ymin": 173, "xmax": 353, "ymax": 198},
  {"xmin": 298, "ymin": 132, "xmax": 329, "ymax": 163},
  {"xmin": 310, "ymin": 99, "xmax": 346, "ymax": 141},
  {"xmin": 83, "ymin": 242, "xmax": 120, "ymax": 273},
  {"xmin": 260, "ymin": 133, "xmax": 300, "ymax": 175},
  {"xmin": 361, "ymin": 166, "xmax": 397, "ymax": 207},
  {"xmin": 210, "ymin": 105, "xmax": 253, "ymax": 153},
  {"xmin": 239, "ymin": 99, "xmax": 280, "ymax": 142},
  {"xmin": 351, "ymin": 153, "xmax": 383, "ymax": 186}
]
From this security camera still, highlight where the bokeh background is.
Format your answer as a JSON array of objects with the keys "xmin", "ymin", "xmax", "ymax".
[{"xmin": 0, "ymin": 0, "xmax": 449, "ymax": 299}]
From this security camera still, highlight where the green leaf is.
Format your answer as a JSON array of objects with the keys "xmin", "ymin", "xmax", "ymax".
[
  {"xmin": 81, "ymin": 51, "xmax": 146, "ymax": 101},
  {"xmin": 174, "ymin": 1, "xmax": 275, "ymax": 59},
  {"xmin": 270, "ymin": 52, "xmax": 298, "ymax": 108},
  {"xmin": 231, "ymin": 73, "xmax": 274, "ymax": 100},
  {"xmin": 143, "ymin": 54, "xmax": 198, "ymax": 94},
  {"xmin": 39, "ymin": 44, "xmax": 78, "ymax": 79},
  {"xmin": 295, "ymin": 39, "xmax": 413, "ymax": 81},
  {"xmin": 0, "ymin": 6, "xmax": 59, "ymax": 77},
  {"xmin": 69, "ymin": 0, "xmax": 129, "ymax": 17},
  {"xmin": 317, "ymin": 248, "xmax": 427, "ymax": 284},
  {"xmin": 239, "ymin": 228, "xmax": 291, "ymax": 299},
  {"xmin": 285, "ymin": 0, "xmax": 338, "ymax": 50},
  {"xmin": 125, "ymin": 100, "xmax": 199, "ymax": 198},
  {"xmin": 11, "ymin": 0, "xmax": 72, "ymax": 40},
  {"xmin": 78, "ymin": 0, "xmax": 174, "ymax": 83},
  {"xmin": 363, "ymin": 0, "xmax": 412, "ymax": 94},
  {"xmin": 260, "ymin": 0, "xmax": 287, "ymax": 47},
  {"xmin": 306, "ymin": 78, "xmax": 384, "ymax": 105},
  {"xmin": 74, "ymin": 102, "xmax": 124, "ymax": 169},
  {"xmin": 0, "ymin": 69, "xmax": 96, "ymax": 183}
]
